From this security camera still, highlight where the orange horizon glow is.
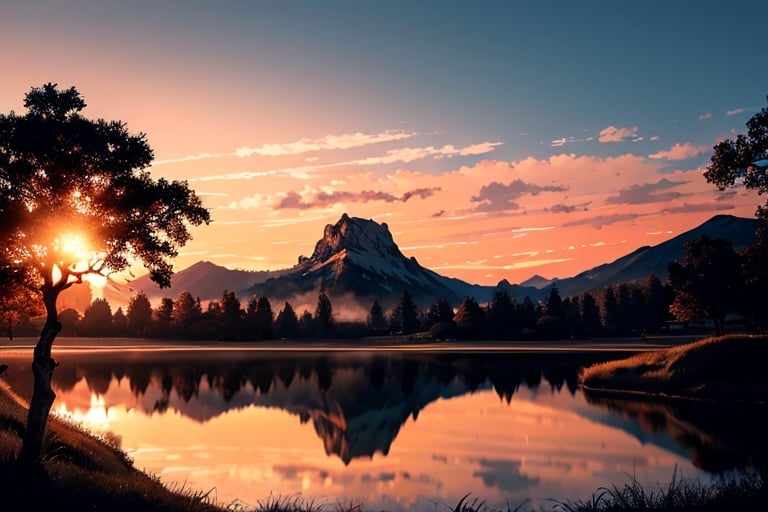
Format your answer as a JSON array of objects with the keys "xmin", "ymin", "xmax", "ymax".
[{"xmin": 3, "ymin": 1, "xmax": 766, "ymax": 291}]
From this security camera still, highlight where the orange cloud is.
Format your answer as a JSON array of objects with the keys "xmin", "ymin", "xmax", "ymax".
[{"xmin": 648, "ymin": 142, "xmax": 708, "ymax": 160}]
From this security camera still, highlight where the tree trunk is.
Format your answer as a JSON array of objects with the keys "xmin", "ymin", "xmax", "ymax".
[{"xmin": 18, "ymin": 285, "xmax": 60, "ymax": 466}]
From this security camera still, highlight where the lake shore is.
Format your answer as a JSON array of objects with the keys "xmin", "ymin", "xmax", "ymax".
[{"xmin": 1, "ymin": 333, "xmax": 704, "ymax": 354}]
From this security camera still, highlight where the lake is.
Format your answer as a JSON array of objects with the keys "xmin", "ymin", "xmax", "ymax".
[{"xmin": 1, "ymin": 339, "xmax": 764, "ymax": 511}]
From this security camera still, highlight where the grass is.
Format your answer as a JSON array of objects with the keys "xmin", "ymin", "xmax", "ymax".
[
  {"xmin": 2, "ymin": 335, "xmax": 767, "ymax": 511},
  {"xmin": 578, "ymin": 334, "xmax": 768, "ymax": 401},
  {"xmin": 0, "ymin": 378, "xmax": 226, "ymax": 511}
]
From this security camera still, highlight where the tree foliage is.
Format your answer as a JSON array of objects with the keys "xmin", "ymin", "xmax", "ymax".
[
  {"xmin": 127, "ymin": 291, "xmax": 152, "ymax": 337},
  {"xmin": 668, "ymin": 236, "xmax": 741, "ymax": 336},
  {"xmin": 79, "ymin": 297, "xmax": 113, "ymax": 336},
  {"xmin": 704, "ymin": 106, "xmax": 768, "ymax": 202},
  {"xmin": 314, "ymin": 292, "xmax": 334, "ymax": 337},
  {"xmin": 0, "ymin": 83, "xmax": 210, "ymax": 464}
]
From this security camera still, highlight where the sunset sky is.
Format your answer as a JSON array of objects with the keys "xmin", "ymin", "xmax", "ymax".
[{"xmin": 3, "ymin": 0, "xmax": 768, "ymax": 286}]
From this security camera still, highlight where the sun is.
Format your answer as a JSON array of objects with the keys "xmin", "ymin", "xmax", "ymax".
[{"xmin": 55, "ymin": 232, "xmax": 93, "ymax": 262}]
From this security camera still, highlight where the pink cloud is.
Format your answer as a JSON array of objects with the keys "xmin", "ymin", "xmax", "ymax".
[
  {"xmin": 698, "ymin": 112, "xmax": 712, "ymax": 121},
  {"xmin": 598, "ymin": 126, "xmax": 639, "ymax": 143},
  {"xmin": 275, "ymin": 187, "xmax": 441, "ymax": 209},
  {"xmin": 648, "ymin": 142, "xmax": 708, "ymax": 160}
]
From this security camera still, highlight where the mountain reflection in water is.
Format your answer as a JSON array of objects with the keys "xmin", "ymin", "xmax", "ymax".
[{"xmin": 1, "ymin": 348, "xmax": 761, "ymax": 510}]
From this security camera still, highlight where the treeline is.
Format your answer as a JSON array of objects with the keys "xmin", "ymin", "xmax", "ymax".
[
  {"xmin": 11, "ymin": 273, "xmax": 674, "ymax": 341},
  {"xmin": 10, "ymin": 228, "xmax": 766, "ymax": 342},
  {"xmin": 51, "ymin": 291, "xmax": 337, "ymax": 341}
]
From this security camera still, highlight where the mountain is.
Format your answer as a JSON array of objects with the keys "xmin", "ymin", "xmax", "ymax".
[
  {"xmin": 244, "ymin": 213, "xmax": 513, "ymax": 309},
  {"xmin": 103, "ymin": 260, "xmax": 283, "ymax": 307},
  {"xmin": 106, "ymin": 213, "xmax": 757, "ymax": 311},
  {"xmin": 519, "ymin": 274, "xmax": 556, "ymax": 290},
  {"xmin": 550, "ymin": 214, "xmax": 757, "ymax": 298}
]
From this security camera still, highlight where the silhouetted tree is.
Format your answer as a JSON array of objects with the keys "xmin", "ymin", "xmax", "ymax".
[
  {"xmin": 275, "ymin": 301, "xmax": 299, "ymax": 339},
  {"xmin": 78, "ymin": 298, "xmax": 113, "ymax": 337},
  {"xmin": 0, "ymin": 83, "xmax": 210, "ymax": 464},
  {"xmin": 454, "ymin": 296, "xmax": 485, "ymax": 338},
  {"xmin": 127, "ymin": 291, "xmax": 152, "ymax": 337},
  {"xmin": 153, "ymin": 297, "xmax": 175, "ymax": 337},
  {"xmin": 221, "ymin": 290, "xmax": 242, "ymax": 324},
  {"xmin": 0, "ymin": 280, "xmax": 42, "ymax": 340},
  {"xmin": 112, "ymin": 307, "xmax": 128, "ymax": 336},
  {"xmin": 544, "ymin": 285, "xmax": 564, "ymax": 318},
  {"xmin": 218, "ymin": 290, "xmax": 241, "ymax": 340},
  {"xmin": 580, "ymin": 292, "xmax": 602, "ymax": 334},
  {"xmin": 643, "ymin": 274, "xmax": 671, "ymax": 333},
  {"xmin": 702, "ymin": 100, "xmax": 768, "ymax": 332},
  {"xmin": 425, "ymin": 297, "xmax": 454, "ymax": 328},
  {"xmin": 704, "ymin": 104, "xmax": 768, "ymax": 215},
  {"xmin": 298, "ymin": 309, "xmax": 314, "ymax": 337},
  {"xmin": 58, "ymin": 308, "xmax": 80, "ymax": 337},
  {"xmin": 486, "ymin": 290, "xmax": 515, "ymax": 338},
  {"xmin": 314, "ymin": 293, "xmax": 334, "ymax": 337},
  {"xmin": 668, "ymin": 235, "xmax": 742, "ymax": 336},
  {"xmin": 173, "ymin": 291, "xmax": 202, "ymax": 336},
  {"xmin": 739, "ymin": 231, "xmax": 768, "ymax": 330},
  {"xmin": 393, "ymin": 290, "xmax": 419, "ymax": 335},
  {"xmin": 253, "ymin": 296, "xmax": 274, "ymax": 340},
  {"xmin": 601, "ymin": 287, "xmax": 618, "ymax": 332},
  {"xmin": 519, "ymin": 296, "xmax": 538, "ymax": 331},
  {"xmin": 367, "ymin": 300, "xmax": 388, "ymax": 335}
]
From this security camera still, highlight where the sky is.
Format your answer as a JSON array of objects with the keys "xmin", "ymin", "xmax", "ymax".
[{"xmin": 2, "ymin": 0, "xmax": 768, "ymax": 287}]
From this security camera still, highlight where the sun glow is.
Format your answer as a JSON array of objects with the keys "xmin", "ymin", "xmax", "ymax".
[
  {"xmin": 55, "ymin": 232, "xmax": 93, "ymax": 262},
  {"xmin": 54, "ymin": 394, "xmax": 115, "ymax": 431}
]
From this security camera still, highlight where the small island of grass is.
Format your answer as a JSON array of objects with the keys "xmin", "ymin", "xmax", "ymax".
[{"xmin": 579, "ymin": 334, "xmax": 768, "ymax": 402}]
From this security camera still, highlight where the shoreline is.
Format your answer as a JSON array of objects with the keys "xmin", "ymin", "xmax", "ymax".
[{"xmin": 0, "ymin": 334, "xmax": 704, "ymax": 354}]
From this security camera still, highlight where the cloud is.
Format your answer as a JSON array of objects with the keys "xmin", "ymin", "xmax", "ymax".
[
  {"xmin": 726, "ymin": 108, "xmax": 746, "ymax": 117},
  {"xmin": 661, "ymin": 202, "xmax": 734, "ymax": 214},
  {"xmin": 648, "ymin": 142, "xmax": 709, "ymax": 160},
  {"xmin": 470, "ymin": 179, "xmax": 567, "ymax": 212},
  {"xmin": 605, "ymin": 178, "xmax": 689, "ymax": 205},
  {"xmin": 355, "ymin": 141, "xmax": 502, "ymax": 165},
  {"xmin": 598, "ymin": 126, "xmax": 639, "ymax": 143},
  {"xmin": 550, "ymin": 203, "xmax": 577, "ymax": 213},
  {"xmin": 152, "ymin": 129, "xmax": 416, "ymax": 166},
  {"xmin": 234, "ymin": 130, "xmax": 416, "ymax": 158},
  {"xmin": 698, "ymin": 112, "xmax": 713, "ymax": 121},
  {"xmin": 550, "ymin": 137, "xmax": 568, "ymax": 147},
  {"xmin": 563, "ymin": 213, "xmax": 641, "ymax": 229},
  {"xmin": 275, "ymin": 187, "xmax": 441, "ymax": 209},
  {"xmin": 472, "ymin": 458, "xmax": 540, "ymax": 493}
]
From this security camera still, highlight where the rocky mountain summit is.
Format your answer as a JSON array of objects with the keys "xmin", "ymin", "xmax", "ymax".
[{"xmin": 246, "ymin": 213, "xmax": 482, "ymax": 308}]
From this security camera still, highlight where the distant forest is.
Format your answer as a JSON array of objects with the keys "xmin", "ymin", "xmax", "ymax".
[{"xmin": 5, "ymin": 231, "xmax": 766, "ymax": 341}]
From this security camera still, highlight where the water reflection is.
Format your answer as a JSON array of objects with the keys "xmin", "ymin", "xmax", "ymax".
[
  {"xmin": 1, "ymin": 348, "xmax": 759, "ymax": 510},
  {"xmin": 6, "ymin": 351, "xmax": 595, "ymax": 465},
  {"xmin": 583, "ymin": 393, "xmax": 768, "ymax": 474}
]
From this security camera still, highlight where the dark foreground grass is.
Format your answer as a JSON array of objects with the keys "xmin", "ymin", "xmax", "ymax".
[{"xmin": 2, "ymin": 339, "xmax": 766, "ymax": 511}]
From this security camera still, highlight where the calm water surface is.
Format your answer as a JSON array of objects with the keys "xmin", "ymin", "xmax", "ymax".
[{"xmin": 1, "ymin": 343, "xmax": 763, "ymax": 511}]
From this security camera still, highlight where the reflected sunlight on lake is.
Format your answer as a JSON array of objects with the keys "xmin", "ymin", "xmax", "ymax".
[{"xmin": 1, "ymin": 346, "xmax": 760, "ymax": 511}]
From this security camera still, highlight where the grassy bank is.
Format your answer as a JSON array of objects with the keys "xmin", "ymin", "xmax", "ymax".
[
  {"xmin": 0, "ymin": 379, "xmax": 225, "ymax": 511},
  {"xmin": 579, "ymin": 334, "xmax": 768, "ymax": 402}
]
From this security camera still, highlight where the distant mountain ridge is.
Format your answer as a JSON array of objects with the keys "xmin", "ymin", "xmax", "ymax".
[{"xmin": 105, "ymin": 213, "xmax": 757, "ymax": 312}]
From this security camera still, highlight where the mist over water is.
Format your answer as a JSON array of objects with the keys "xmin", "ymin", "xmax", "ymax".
[{"xmin": 1, "ymin": 347, "xmax": 763, "ymax": 511}]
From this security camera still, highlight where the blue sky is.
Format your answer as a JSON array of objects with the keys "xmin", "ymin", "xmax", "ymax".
[{"xmin": 2, "ymin": 0, "xmax": 768, "ymax": 285}]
